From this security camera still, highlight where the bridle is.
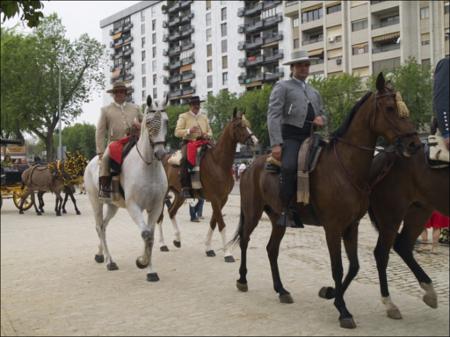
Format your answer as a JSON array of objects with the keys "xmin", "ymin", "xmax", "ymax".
[
  {"xmin": 136, "ymin": 110, "xmax": 167, "ymax": 166},
  {"xmin": 333, "ymin": 91, "xmax": 417, "ymax": 195}
]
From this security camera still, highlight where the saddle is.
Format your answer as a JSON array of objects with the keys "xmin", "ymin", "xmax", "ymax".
[
  {"xmin": 265, "ymin": 133, "xmax": 326, "ymax": 205},
  {"xmin": 426, "ymin": 131, "xmax": 449, "ymax": 168},
  {"xmin": 109, "ymin": 136, "xmax": 138, "ymax": 174}
]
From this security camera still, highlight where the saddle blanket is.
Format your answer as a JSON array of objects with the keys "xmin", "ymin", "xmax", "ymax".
[
  {"xmin": 187, "ymin": 140, "xmax": 209, "ymax": 166},
  {"xmin": 109, "ymin": 136, "xmax": 131, "ymax": 165}
]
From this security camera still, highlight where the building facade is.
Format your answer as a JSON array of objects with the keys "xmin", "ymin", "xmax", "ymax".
[
  {"xmin": 100, "ymin": 0, "xmax": 291, "ymax": 106},
  {"xmin": 284, "ymin": 0, "xmax": 449, "ymax": 80}
]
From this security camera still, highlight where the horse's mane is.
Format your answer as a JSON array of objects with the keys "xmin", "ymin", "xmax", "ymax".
[{"xmin": 330, "ymin": 91, "xmax": 372, "ymax": 143}]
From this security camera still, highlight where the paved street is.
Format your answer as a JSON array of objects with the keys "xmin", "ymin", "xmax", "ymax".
[{"xmin": 1, "ymin": 187, "xmax": 449, "ymax": 336}]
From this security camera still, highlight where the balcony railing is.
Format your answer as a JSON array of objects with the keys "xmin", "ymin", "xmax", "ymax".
[
  {"xmin": 371, "ymin": 17, "xmax": 400, "ymax": 29},
  {"xmin": 169, "ymin": 89, "xmax": 182, "ymax": 98},
  {"xmin": 181, "ymin": 41, "xmax": 195, "ymax": 51},
  {"xmin": 168, "ymin": 17, "xmax": 181, "ymax": 28},
  {"xmin": 181, "ymin": 71, "xmax": 195, "ymax": 81},
  {"xmin": 168, "ymin": 45, "xmax": 181, "ymax": 56},
  {"xmin": 264, "ymin": 14, "xmax": 283, "ymax": 28},
  {"xmin": 123, "ymin": 22, "xmax": 133, "ymax": 31},
  {"xmin": 169, "ymin": 60, "xmax": 181, "ymax": 70},
  {"xmin": 302, "ymin": 36, "xmax": 323, "ymax": 45},
  {"xmin": 110, "ymin": 39, "xmax": 123, "ymax": 48},
  {"xmin": 180, "ymin": 12, "xmax": 194, "ymax": 24},
  {"xmin": 124, "ymin": 61, "xmax": 134, "ymax": 69},
  {"xmin": 123, "ymin": 47, "xmax": 133, "ymax": 56},
  {"xmin": 123, "ymin": 36, "xmax": 133, "ymax": 45},
  {"xmin": 181, "ymin": 26, "xmax": 194, "ymax": 37},
  {"xmin": 245, "ymin": 20, "xmax": 264, "ymax": 33},
  {"xmin": 244, "ymin": 2, "xmax": 263, "ymax": 16},
  {"xmin": 263, "ymin": 51, "xmax": 284, "ymax": 63},
  {"xmin": 168, "ymin": 2, "xmax": 181, "ymax": 14},
  {"xmin": 263, "ymin": 70, "xmax": 284, "ymax": 81},
  {"xmin": 182, "ymin": 86, "xmax": 195, "ymax": 95},
  {"xmin": 179, "ymin": 0, "xmax": 193, "ymax": 10},
  {"xmin": 169, "ymin": 74, "xmax": 181, "ymax": 84},
  {"xmin": 110, "ymin": 25, "xmax": 124, "ymax": 35},
  {"xmin": 372, "ymin": 43, "xmax": 400, "ymax": 53},
  {"xmin": 124, "ymin": 73, "xmax": 134, "ymax": 81},
  {"xmin": 181, "ymin": 55, "xmax": 195, "ymax": 66},
  {"xmin": 263, "ymin": 32, "xmax": 283, "ymax": 45},
  {"xmin": 240, "ymin": 38, "xmax": 263, "ymax": 50},
  {"xmin": 264, "ymin": 0, "xmax": 282, "ymax": 10},
  {"xmin": 168, "ymin": 32, "xmax": 181, "ymax": 42},
  {"xmin": 240, "ymin": 55, "xmax": 264, "ymax": 67}
]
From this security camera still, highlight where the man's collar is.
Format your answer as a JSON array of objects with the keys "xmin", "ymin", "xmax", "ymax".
[
  {"xmin": 292, "ymin": 77, "xmax": 306, "ymax": 87},
  {"xmin": 189, "ymin": 110, "xmax": 200, "ymax": 117},
  {"xmin": 113, "ymin": 101, "xmax": 127, "ymax": 108}
]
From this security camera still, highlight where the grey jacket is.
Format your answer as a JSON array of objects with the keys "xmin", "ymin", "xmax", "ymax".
[{"xmin": 267, "ymin": 78, "xmax": 327, "ymax": 146}]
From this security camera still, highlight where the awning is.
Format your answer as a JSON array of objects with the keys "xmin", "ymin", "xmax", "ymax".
[
  {"xmin": 327, "ymin": 48, "xmax": 342, "ymax": 58},
  {"xmin": 352, "ymin": 42, "xmax": 368, "ymax": 48},
  {"xmin": 372, "ymin": 32, "xmax": 400, "ymax": 43},
  {"xmin": 112, "ymin": 32, "xmax": 122, "ymax": 40},
  {"xmin": 180, "ymin": 64, "xmax": 192, "ymax": 72},
  {"xmin": 309, "ymin": 48, "xmax": 324, "ymax": 56}
]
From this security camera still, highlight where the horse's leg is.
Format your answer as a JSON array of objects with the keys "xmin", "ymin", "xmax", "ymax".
[
  {"xmin": 394, "ymin": 207, "xmax": 437, "ymax": 309},
  {"xmin": 167, "ymin": 190, "xmax": 184, "ymax": 248},
  {"xmin": 265, "ymin": 211, "xmax": 292, "ymax": 303},
  {"xmin": 205, "ymin": 211, "xmax": 217, "ymax": 258},
  {"xmin": 68, "ymin": 191, "xmax": 81, "ymax": 215},
  {"xmin": 236, "ymin": 204, "xmax": 264, "ymax": 292},
  {"xmin": 55, "ymin": 193, "xmax": 63, "ymax": 216},
  {"xmin": 156, "ymin": 219, "xmax": 169, "ymax": 252},
  {"xmin": 99, "ymin": 204, "xmax": 119, "ymax": 270},
  {"xmin": 324, "ymin": 227, "xmax": 356, "ymax": 329},
  {"xmin": 37, "ymin": 191, "xmax": 45, "ymax": 213},
  {"xmin": 216, "ymin": 196, "xmax": 235, "ymax": 262},
  {"xmin": 29, "ymin": 191, "xmax": 41, "ymax": 215}
]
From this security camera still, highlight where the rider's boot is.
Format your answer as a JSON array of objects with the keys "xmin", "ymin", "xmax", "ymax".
[{"xmin": 98, "ymin": 175, "xmax": 112, "ymax": 201}]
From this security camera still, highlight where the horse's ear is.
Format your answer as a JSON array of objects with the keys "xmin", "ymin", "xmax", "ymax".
[
  {"xmin": 233, "ymin": 107, "xmax": 237, "ymax": 118},
  {"xmin": 146, "ymin": 95, "xmax": 152, "ymax": 108},
  {"xmin": 376, "ymin": 72, "xmax": 385, "ymax": 92}
]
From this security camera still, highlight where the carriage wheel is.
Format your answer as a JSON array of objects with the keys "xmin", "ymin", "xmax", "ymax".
[{"xmin": 13, "ymin": 188, "xmax": 34, "ymax": 211}]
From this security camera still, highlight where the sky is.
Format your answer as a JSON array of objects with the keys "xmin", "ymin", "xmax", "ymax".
[{"xmin": 2, "ymin": 0, "xmax": 140, "ymax": 128}]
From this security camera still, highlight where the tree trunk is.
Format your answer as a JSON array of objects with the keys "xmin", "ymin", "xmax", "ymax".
[{"xmin": 46, "ymin": 133, "xmax": 55, "ymax": 162}]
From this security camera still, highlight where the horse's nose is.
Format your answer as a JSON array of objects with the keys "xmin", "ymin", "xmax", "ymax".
[{"xmin": 154, "ymin": 149, "xmax": 166, "ymax": 161}]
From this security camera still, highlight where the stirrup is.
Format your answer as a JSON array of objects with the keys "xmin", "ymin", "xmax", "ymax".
[{"xmin": 181, "ymin": 188, "xmax": 193, "ymax": 199}]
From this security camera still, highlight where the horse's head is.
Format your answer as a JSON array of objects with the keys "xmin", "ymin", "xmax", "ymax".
[
  {"xmin": 372, "ymin": 73, "xmax": 421, "ymax": 157},
  {"xmin": 230, "ymin": 107, "xmax": 259, "ymax": 147},
  {"xmin": 143, "ymin": 94, "xmax": 168, "ymax": 161}
]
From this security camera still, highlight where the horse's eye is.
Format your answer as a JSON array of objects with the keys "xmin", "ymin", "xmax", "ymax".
[{"xmin": 386, "ymin": 106, "xmax": 395, "ymax": 113}]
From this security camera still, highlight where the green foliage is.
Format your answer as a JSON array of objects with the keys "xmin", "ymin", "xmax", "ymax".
[
  {"xmin": 62, "ymin": 123, "xmax": 96, "ymax": 160},
  {"xmin": 308, "ymin": 73, "xmax": 364, "ymax": 133},
  {"xmin": 0, "ymin": 0, "xmax": 45, "ymax": 28},
  {"xmin": 205, "ymin": 89, "xmax": 239, "ymax": 138},
  {"xmin": 0, "ymin": 14, "xmax": 106, "ymax": 160},
  {"xmin": 166, "ymin": 104, "xmax": 188, "ymax": 150},
  {"xmin": 368, "ymin": 57, "xmax": 433, "ymax": 131}
]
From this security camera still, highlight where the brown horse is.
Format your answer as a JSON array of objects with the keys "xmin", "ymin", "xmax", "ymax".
[
  {"xmin": 227, "ymin": 73, "xmax": 421, "ymax": 329},
  {"xmin": 366, "ymin": 145, "xmax": 449, "ymax": 320},
  {"xmin": 158, "ymin": 108, "xmax": 258, "ymax": 261}
]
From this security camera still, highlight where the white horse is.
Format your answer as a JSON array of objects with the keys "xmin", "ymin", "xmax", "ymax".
[{"xmin": 84, "ymin": 96, "xmax": 168, "ymax": 282}]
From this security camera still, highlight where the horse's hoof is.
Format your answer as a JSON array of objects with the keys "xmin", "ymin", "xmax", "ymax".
[
  {"xmin": 236, "ymin": 281, "xmax": 248, "ymax": 292},
  {"xmin": 340, "ymin": 317, "xmax": 357, "ymax": 329},
  {"xmin": 319, "ymin": 286, "xmax": 335, "ymax": 299},
  {"xmin": 136, "ymin": 258, "xmax": 148, "ymax": 269},
  {"xmin": 224, "ymin": 255, "xmax": 235, "ymax": 263},
  {"xmin": 147, "ymin": 273, "xmax": 160, "ymax": 282},
  {"xmin": 37, "ymin": 212, "xmax": 42, "ymax": 216},
  {"xmin": 76, "ymin": 211, "xmax": 81, "ymax": 215},
  {"xmin": 94, "ymin": 254, "xmax": 104, "ymax": 263},
  {"xmin": 141, "ymin": 230, "xmax": 152, "ymax": 240},
  {"xmin": 107, "ymin": 262, "xmax": 119, "ymax": 271},
  {"xmin": 62, "ymin": 210, "xmax": 67, "ymax": 214},
  {"xmin": 279, "ymin": 293, "xmax": 294, "ymax": 304},
  {"xmin": 423, "ymin": 294, "xmax": 438, "ymax": 308},
  {"xmin": 206, "ymin": 250, "xmax": 216, "ymax": 257},
  {"xmin": 56, "ymin": 213, "xmax": 61, "ymax": 216},
  {"xmin": 160, "ymin": 245, "xmax": 169, "ymax": 252},
  {"xmin": 387, "ymin": 307, "xmax": 403, "ymax": 320},
  {"xmin": 173, "ymin": 240, "xmax": 181, "ymax": 248}
]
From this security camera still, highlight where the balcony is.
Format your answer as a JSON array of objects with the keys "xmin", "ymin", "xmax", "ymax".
[
  {"xmin": 169, "ymin": 89, "xmax": 182, "ymax": 98},
  {"xmin": 263, "ymin": 32, "xmax": 283, "ymax": 45},
  {"xmin": 181, "ymin": 55, "xmax": 195, "ymax": 66},
  {"xmin": 110, "ymin": 25, "xmax": 123, "ymax": 35},
  {"xmin": 372, "ymin": 43, "xmax": 400, "ymax": 54},
  {"xmin": 240, "ymin": 38, "xmax": 263, "ymax": 50},
  {"xmin": 124, "ymin": 73, "xmax": 134, "ymax": 81},
  {"xmin": 168, "ymin": 2, "xmax": 181, "ymax": 14},
  {"xmin": 238, "ymin": 8, "xmax": 245, "ymax": 17},
  {"xmin": 245, "ymin": 21, "xmax": 264, "ymax": 33},
  {"xmin": 112, "ymin": 51, "xmax": 123, "ymax": 59},
  {"xmin": 263, "ymin": 51, "xmax": 284, "ymax": 63},
  {"xmin": 168, "ymin": 45, "xmax": 181, "ymax": 56},
  {"xmin": 302, "ymin": 36, "xmax": 323, "ymax": 45},
  {"xmin": 123, "ymin": 22, "xmax": 133, "ymax": 32},
  {"xmin": 123, "ymin": 47, "xmax": 133, "ymax": 56},
  {"xmin": 264, "ymin": 14, "xmax": 283, "ymax": 28},
  {"xmin": 181, "ymin": 41, "xmax": 195, "ymax": 52},
  {"xmin": 263, "ymin": 0, "xmax": 282, "ymax": 10},
  {"xmin": 168, "ymin": 17, "xmax": 181, "ymax": 28},
  {"xmin": 179, "ymin": 0, "xmax": 193, "ymax": 10},
  {"xmin": 169, "ymin": 60, "xmax": 181, "ymax": 70},
  {"xmin": 263, "ymin": 70, "xmax": 284, "ymax": 81},
  {"xmin": 181, "ymin": 71, "xmax": 195, "ymax": 81},
  {"xmin": 168, "ymin": 31, "xmax": 181, "ymax": 42},
  {"xmin": 244, "ymin": 2, "xmax": 263, "ymax": 16},
  {"xmin": 371, "ymin": 16, "xmax": 399, "ymax": 29},
  {"xmin": 181, "ymin": 26, "xmax": 194, "ymax": 37},
  {"xmin": 238, "ymin": 73, "xmax": 264, "ymax": 84},
  {"xmin": 124, "ymin": 61, "xmax": 134, "ymax": 69},
  {"xmin": 169, "ymin": 74, "xmax": 181, "ymax": 84},
  {"xmin": 239, "ymin": 55, "xmax": 264, "ymax": 67},
  {"xmin": 110, "ymin": 39, "xmax": 123, "ymax": 48},
  {"xmin": 123, "ymin": 36, "xmax": 133, "ymax": 45},
  {"xmin": 180, "ymin": 12, "xmax": 194, "ymax": 24},
  {"xmin": 182, "ymin": 86, "xmax": 195, "ymax": 95}
]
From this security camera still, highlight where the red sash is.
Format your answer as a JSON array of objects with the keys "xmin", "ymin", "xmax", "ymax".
[
  {"xmin": 187, "ymin": 140, "xmax": 209, "ymax": 166},
  {"xmin": 109, "ymin": 136, "xmax": 131, "ymax": 165}
]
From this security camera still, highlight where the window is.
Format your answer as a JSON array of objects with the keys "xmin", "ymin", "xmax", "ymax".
[
  {"xmin": 421, "ymin": 33, "xmax": 430, "ymax": 46},
  {"xmin": 445, "ymin": 3, "xmax": 449, "ymax": 14},
  {"xmin": 420, "ymin": 7, "xmax": 429, "ymax": 19},
  {"xmin": 206, "ymin": 12, "xmax": 211, "ymax": 26},
  {"xmin": 152, "ymin": 19, "xmax": 156, "ymax": 31},
  {"xmin": 151, "ymin": 6, "xmax": 156, "ymax": 16},
  {"xmin": 153, "ymin": 87, "xmax": 157, "ymax": 100},
  {"xmin": 142, "ymin": 90, "xmax": 146, "ymax": 101},
  {"xmin": 222, "ymin": 55, "xmax": 228, "ymax": 69},
  {"xmin": 142, "ymin": 50, "xmax": 146, "ymax": 61},
  {"xmin": 206, "ymin": 0, "xmax": 211, "ymax": 10},
  {"xmin": 352, "ymin": 43, "xmax": 368, "ymax": 55},
  {"xmin": 326, "ymin": 3, "xmax": 341, "ymax": 15},
  {"xmin": 152, "ymin": 46, "xmax": 156, "ymax": 58},
  {"xmin": 222, "ymin": 72, "xmax": 228, "ymax": 85},
  {"xmin": 207, "ymin": 44, "xmax": 212, "ymax": 57},
  {"xmin": 293, "ymin": 38, "xmax": 299, "ymax": 49},
  {"xmin": 152, "ymin": 60, "xmax": 157, "ymax": 70},
  {"xmin": 153, "ymin": 74, "xmax": 157, "ymax": 85},
  {"xmin": 262, "ymin": 8, "xmax": 277, "ymax": 19},
  {"xmin": 141, "ymin": 11, "xmax": 145, "ymax": 21},
  {"xmin": 152, "ymin": 33, "xmax": 156, "ymax": 44},
  {"xmin": 221, "ymin": 7, "xmax": 227, "ymax": 21},
  {"xmin": 142, "ymin": 76, "xmax": 146, "ymax": 88},
  {"xmin": 207, "ymin": 59, "xmax": 212, "ymax": 72},
  {"xmin": 141, "ymin": 37, "xmax": 146, "ymax": 49},
  {"xmin": 207, "ymin": 75, "xmax": 213, "ymax": 88},
  {"xmin": 292, "ymin": 16, "xmax": 299, "ymax": 28},
  {"xmin": 301, "ymin": 7, "xmax": 323, "ymax": 23},
  {"xmin": 351, "ymin": 19, "xmax": 367, "ymax": 32},
  {"xmin": 141, "ymin": 23, "xmax": 145, "ymax": 35},
  {"xmin": 221, "ymin": 39, "xmax": 227, "ymax": 53},
  {"xmin": 142, "ymin": 63, "xmax": 146, "ymax": 74},
  {"xmin": 221, "ymin": 23, "xmax": 227, "ymax": 37},
  {"xmin": 206, "ymin": 28, "xmax": 212, "ymax": 41}
]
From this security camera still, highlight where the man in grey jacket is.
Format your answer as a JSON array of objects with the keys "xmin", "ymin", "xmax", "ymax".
[{"xmin": 267, "ymin": 50, "xmax": 328, "ymax": 228}]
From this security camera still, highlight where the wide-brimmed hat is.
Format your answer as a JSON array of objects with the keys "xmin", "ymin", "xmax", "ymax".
[
  {"xmin": 189, "ymin": 96, "xmax": 205, "ymax": 105},
  {"xmin": 282, "ymin": 50, "xmax": 318, "ymax": 66},
  {"xmin": 107, "ymin": 81, "xmax": 128, "ymax": 93}
]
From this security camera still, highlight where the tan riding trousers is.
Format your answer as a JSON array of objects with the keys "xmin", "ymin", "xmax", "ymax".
[{"xmin": 99, "ymin": 147, "xmax": 111, "ymax": 177}]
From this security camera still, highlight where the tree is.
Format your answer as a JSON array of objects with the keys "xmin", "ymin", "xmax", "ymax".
[
  {"xmin": 166, "ymin": 104, "xmax": 188, "ymax": 150},
  {"xmin": 367, "ymin": 57, "xmax": 433, "ymax": 131},
  {"xmin": 205, "ymin": 89, "xmax": 239, "ymax": 138},
  {"xmin": 62, "ymin": 123, "xmax": 96, "ymax": 160},
  {"xmin": 308, "ymin": 73, "xmax": 364, "ymax": 133},
  {"xmin": 1, "ymin": 14, "xmax": 106, "ymax": 161},
  {"xmin": 0, "ymin": 0, "xmax": 45, "ymax": 28}
]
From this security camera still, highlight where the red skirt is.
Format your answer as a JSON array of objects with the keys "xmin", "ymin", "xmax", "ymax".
[{"xmin": 424, "ymin": 211, "xmax": 450, "ymax": 229}]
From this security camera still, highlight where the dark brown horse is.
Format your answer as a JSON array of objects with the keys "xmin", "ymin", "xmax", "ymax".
[
  {"xmin": 227, "ymin": 73, "xmax": 421, "ymax": 329},
  {"xmin": 366, "ymin": 145, "xmax": 449, "ymax": 319},
  {"xmin": 158, "ymin": 109, "xmax": 258, "ymax": 261}
]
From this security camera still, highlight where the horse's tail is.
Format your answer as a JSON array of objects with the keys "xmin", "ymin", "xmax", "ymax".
[{"xmin": 226, "ymin": 207, "xmax": 244, "ymax": 251}]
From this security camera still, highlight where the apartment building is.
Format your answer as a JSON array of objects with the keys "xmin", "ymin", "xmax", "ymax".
[
  {"xmin": 100, "ymin": 0, "xmax": 291, "ymax": 106},
  {"xmin": 284, "ymin": 0, "xmax": 449, "ymax": 80}
]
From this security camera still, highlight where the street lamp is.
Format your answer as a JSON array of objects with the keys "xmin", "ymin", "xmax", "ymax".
[{"xmin": 57, "ymin": 55, "xmax": 64, "ymax": 161}]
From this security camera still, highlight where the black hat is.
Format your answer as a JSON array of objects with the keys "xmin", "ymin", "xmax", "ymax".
[{"xmin": 189, "ymin": 96, "xmax": 205, "ymax": 105}]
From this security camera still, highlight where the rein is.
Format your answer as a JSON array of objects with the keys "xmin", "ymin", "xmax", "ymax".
[{"xmin": 136, "ymin": 140, "xmax": 166, "ymax": 166}]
